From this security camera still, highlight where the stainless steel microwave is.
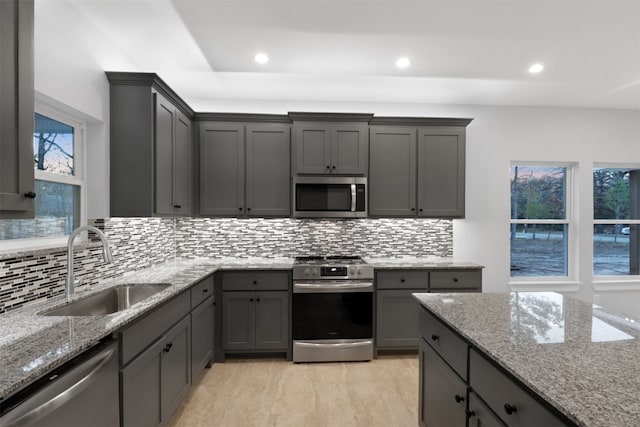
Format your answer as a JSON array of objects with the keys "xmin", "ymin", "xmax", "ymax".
[{"xmin": 293, "ymin": 176, "xmax": 367, "ymax": 218}]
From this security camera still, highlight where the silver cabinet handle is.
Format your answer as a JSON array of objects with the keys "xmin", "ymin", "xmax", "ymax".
[{"xmin": 293, "ymin": 282, "xmax": 373, "ymax": 293}]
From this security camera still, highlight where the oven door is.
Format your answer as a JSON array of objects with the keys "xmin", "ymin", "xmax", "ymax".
[{"xmin": 292, "ymin": 281, "xmax": 373, "ymax": 362}]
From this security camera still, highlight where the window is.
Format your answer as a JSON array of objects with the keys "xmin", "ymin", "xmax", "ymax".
[
  {"xmin": 593, "ymin": 166, "xmax": 640, "ymax": 277},
  {"xmin": 0, "ymin": 105, "xmax": 85, "ymax": 245},
  {"xmin": 510, "ymin": 164, "xmax": 572, "ymax": 278}
]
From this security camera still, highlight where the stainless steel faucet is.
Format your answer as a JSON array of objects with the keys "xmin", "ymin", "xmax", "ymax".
[{"xmin": 66, "ymin": 225, "xmax": 113, "ymax": 302}]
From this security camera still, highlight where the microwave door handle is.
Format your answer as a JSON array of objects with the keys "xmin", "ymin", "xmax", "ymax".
[{"xmin": 351, "ymin": 184, "xmax": 356, "ymax": 212}]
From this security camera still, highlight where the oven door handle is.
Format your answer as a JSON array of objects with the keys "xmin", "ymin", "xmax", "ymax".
[
  {"xmin": 295, "ymin": 340, "xmax": 373, "ymax": 349},
  {"xmin": 293, "ymin": 282, "xmax": 373, "ymax": 293}
]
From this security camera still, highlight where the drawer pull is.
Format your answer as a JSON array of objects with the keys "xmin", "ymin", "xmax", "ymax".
[
  {"xmin": 400, "ymin": 278, "xmax": 405, "ymax": 283},
  {"xmin": 453, "ymin": 278, "xmax": 459, "ymax": 282},
  {"xmin": 202, "ymin": 288, "xmax": 209, "ymax": 294},
  {"xmin": 253, "ymin": 280, "xmax": 258, "ymax": 285},
  {"xmin": 465, "ymin": 409, "xmax": 475, "ymax": 419},
  {"xmin": 454, "ymin": 394, "xmax": 465, "ymax": 404},
  {"xmin": 504, "ymin": 403, "xmax": 517, "ymax": 415},
  {"xmin": 431, "ymin": 334, "xmax": 439, "ymax": 341},
  {"xmin": 163, "ymin": 343, "xmax": 173, "ymax": 353}
]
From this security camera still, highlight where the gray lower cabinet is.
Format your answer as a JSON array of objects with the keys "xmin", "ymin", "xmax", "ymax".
[
  {"xmin": 418, "ymin": 306, "xmax": 573, "ymax": 427},
  {"xmin": 190, "ymin": 276, "xmax": 214, "ymax": 383},
  {"xmin": 376, "ymin": 269, "xmax": 480, "ymax": 351},
  {"xmin": 418, "ymin": 337, "xmax": 467, "ymax": 427},
  {"xmin": 121, "ymin": 315, "xmax": 191, "ymax": 427},
  {"xmin": 369, "ymin": 120, "xmax": 471, "ymax": 218},
  {"xmin": 219, "ymin": 270, "xmax": 290, "ymax": 358},
  {"xmin": 199, "ymin": 121, "xmax": 290, "ymax": 217},
  {"xmin": 106, "ymin": 72, "xmax": 193, "ymax": 217},
  {"xmin": 0, "ymin": 0, "xmax": 35, "ymax": 219},
  {"xmin": 222, "ymin": 291, "xmax": 288, "ymax": 351}
]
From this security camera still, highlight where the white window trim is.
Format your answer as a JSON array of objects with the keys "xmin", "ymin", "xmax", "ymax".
[
  {"xmin": 0, "ymin": 100, "xmax": 87, "ymax": 253},
  {"xmin": 509, "ymin": 162, "xmax": 577, "ymax": 284},
  {"xmin": 592, "ymin": 163, "xmax": 640, "ymax": 283}
]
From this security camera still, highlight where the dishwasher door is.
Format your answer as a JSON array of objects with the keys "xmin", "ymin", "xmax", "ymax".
[{"xmin": 0, "ymin": 339, "xmax": 119, "ymax": 427}]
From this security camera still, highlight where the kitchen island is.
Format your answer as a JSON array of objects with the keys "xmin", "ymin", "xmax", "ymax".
[{"xmin": 414, "ymin": 292, "xmax": 640, "ymax": 426}]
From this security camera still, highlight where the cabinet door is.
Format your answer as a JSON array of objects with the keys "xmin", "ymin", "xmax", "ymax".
[
  {"xmin": 417, "ymin": 126, "xmax": 465, "ymax": 218},
  {"xmin": 122, "ymin": 339, "xmax": 163, "ymax": 427},
  {"xmin": 172, "ymin": 110, "xmax": 192, "ymax": 215},
  {"xmin": 191, "ymin": 298, "xmax": 213, "ymax": 383},
  {"xmin": 468, "ymin": 392, "xmax": 507, "ymax": 427},
  {"xmin": 331, "ymin": 123, "xmax": 368, "ymax": 175},
  {"xmin": 419, "ymin": 337, "xmax": 467, "ymax": 427},
  {"xmin": 0, "ymin": 0, "xmax": 35, "ymax": 219},
  {"xmin": 294, "ymin": 122, "xmax": 331, "ymax": 174},
  {"xmin": 254, "ymin": 291, "xmax": 289, "ymax": 350},
  {"xmin": 160, "ymin": 316, "xmax": 191, "ymax": 423},
  {"xmin": 246, "ymin": 124, "xmax": 291, "ymax": 217},
  {"xmin": 154, "ymin": 93, "xmax": 176, "ymax": 215},
  {"xmin": 376, "ymin": 289, "xmax": 421, "ymax": 349},
  {"xmin": 200, "ymin": 123, "xmax": 245, "ymax": 216},
  {"xmin": 222, "ymin": 291, "xmax": 255, "ymax": 350},
  {"xmin": 368, "ymin": 127, "xmax": 417, "ymax": 216}
]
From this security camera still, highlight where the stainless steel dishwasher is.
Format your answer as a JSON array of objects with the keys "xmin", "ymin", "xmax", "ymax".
[{"xmin": 0, "ymin": 339, "xmax": 119, "ymax": 427}]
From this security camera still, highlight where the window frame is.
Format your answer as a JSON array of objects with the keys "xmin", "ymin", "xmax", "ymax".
[
  {"xmin": 509, "ymin": 161, "xmax": 577, "ymax": 285},
  {"xmin": 0, "ymin": 99, "xmax": 87, "ymax": 253},
  {"xmin": 592, "ymin": 163, "xmax": 640, "ymax": 283}
]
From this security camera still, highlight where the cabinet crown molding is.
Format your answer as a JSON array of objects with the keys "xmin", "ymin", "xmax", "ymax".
[
  {"xmin": 288, "ymin": 112, "xmax": 374, "ymax": 122},
  {"xmin": 369, "ymin": 117, "xmax": 473, "ymax": 127}
]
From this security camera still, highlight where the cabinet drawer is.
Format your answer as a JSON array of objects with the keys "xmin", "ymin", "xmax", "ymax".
[
  {"xmin": 419, "ymin": 307, "xmax": 468, "ymax": 380},
  {"xmin": 376, "ymin": 270, "xmax": 428, "ymax": 290},
  {"xmin": 430, "ymin": 270, "xmax": 481, "ymax": 290},
  {"xmin": 121, "ymin": 291, "xmax": 190, "ymax": 365},
  {"xmin": 221, "ymin": 271, "xmax": 289, "ymax": 291},
  {"xmin": 191, "ymin": 275, "xmax": 214, "ymax": 308},
  {"xmin": 469, "ymin": 349, "xmax": 568, "ymax": 427}
]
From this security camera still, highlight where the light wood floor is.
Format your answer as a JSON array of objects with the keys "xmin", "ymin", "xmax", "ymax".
[{"xmin": 169, "ymin": 354, "xmax": 419, "ymax": 427}]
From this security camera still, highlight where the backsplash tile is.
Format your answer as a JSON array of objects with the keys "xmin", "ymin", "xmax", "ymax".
[
  {"xmin": 0, "ymin": 218, "xmax": 175, "ymax": 313},
  {"xmin": 176, "ymin": 218, "xmax": 452, "ymax": 258},
  {"xmin": 0, "ymin": 216, "xmax": 451, "ymax": 313}
]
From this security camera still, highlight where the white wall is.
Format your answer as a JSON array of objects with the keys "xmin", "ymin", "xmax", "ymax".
[
  {"xmin": 34, "ymin": 2, "xmax": 640, "ymax": 295},
  {"xmin": 34, "ymin": 0, "xmax": 140, "ymax": 218}
]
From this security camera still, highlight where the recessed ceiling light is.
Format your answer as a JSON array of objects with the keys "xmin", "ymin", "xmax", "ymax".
[
  {"xmin": 254, "ymin": 53, "xmax": 269, "ymax": 64},
  {"xmin": 529, "ymin": 63, "xmax": 544, "ymax": 74},
  {"xmin": 396, "ymin": 57, "xmax": 411, "ymax": 69}
]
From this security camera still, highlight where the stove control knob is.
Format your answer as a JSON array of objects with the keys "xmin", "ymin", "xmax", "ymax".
[
  {"xmin": 313, "ymin": 267, "xmax": 320, "ymax": 276},
  {"xmin": 356, "ymin": 268, "xmax": 362, "ymax": 275},
  {"xmin": 304, "ymin": 268, "xmax": 311, "ymax": 276},
  {"xmin": 348, "ymin": 267, "xmax": 356, "ymax": 276}
]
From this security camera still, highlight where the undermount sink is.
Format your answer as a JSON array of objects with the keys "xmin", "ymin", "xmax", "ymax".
[{"xmin": 41, "ymin": 283, "xmax": 172, "ymax": 316}]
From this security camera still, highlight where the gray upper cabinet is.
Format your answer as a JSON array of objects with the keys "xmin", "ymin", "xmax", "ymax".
[
  {"xmin": 0, "ymin": 0, "xmax": 35, "ymax": 219},
  {"xmin": 106, "ymin": 72, "xmax": 194, "ymax": 217},
  {"xmin": 154, "ymin": 93, "xmax": 192, "ymax": 215},
  {"xmin": 368, "ymin": 118, "xmax": 472, "ymax": 218},
  {"xmin": 199, "ymin": 118, "xmax": 290, "ymax": 217},
  {"xmin": 418, "ymin": 127, "xmax": 465, "ymax": 217},
  {"xmin": 290, "ymin": 113, "xmax": 372, "ymax": 176},
  {"xmin": 369, "ymin": 127, "xmax": 417, "ymax": 216}
]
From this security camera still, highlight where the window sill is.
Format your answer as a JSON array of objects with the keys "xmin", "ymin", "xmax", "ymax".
[
  {"xmin": 0, "ymin": 236, "xmax": 93, "ymax": 260},
  {"xmin": 592, "ymin": 280, "xmax": 640, "ymax": 291},
  {"xmin": 509, "ymin": 281, "xmax": 582, "ymax": 292}
]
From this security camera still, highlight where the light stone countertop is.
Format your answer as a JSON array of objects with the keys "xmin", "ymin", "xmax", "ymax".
[
  {"xmin": 0, "ymin": 255, "xmax": 478, "ymax": 401},
  {"xmin": 364, "ymin": 256, "xmax": 483, "ymax": 269},
  {"xmin": 414, "ymin": 292, "xmax": 640, "ymax": 427},
  {"xmin": 0, "ymin": 257, "xmax": 294, "ymax": 400}
]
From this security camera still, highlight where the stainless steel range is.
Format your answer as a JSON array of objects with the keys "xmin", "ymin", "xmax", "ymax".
[{"xmin": 292, "ymin": 256, "xmax": 374, "ymax": 362}]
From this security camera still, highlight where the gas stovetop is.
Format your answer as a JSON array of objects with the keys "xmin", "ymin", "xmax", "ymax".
[{"xmin": 293, "ymin": 255, "xmax": 373, "ymax": 280}]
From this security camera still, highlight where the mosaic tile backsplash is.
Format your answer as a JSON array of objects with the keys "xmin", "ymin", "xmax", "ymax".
[
  {"xmin": 176, "ymin": 218, "xmax": 452, "ymax": 258},
  {"xmin": 0, "ymin": 217, "xmax": 451, "ymax": 313}
]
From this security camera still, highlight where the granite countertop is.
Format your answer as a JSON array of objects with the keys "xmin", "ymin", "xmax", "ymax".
[
  {"xmin": 414, "ymin": 292, "xmax": 640, "ymax": 427},
  {"xmin": 0, "ymin": 257, "xmax": 294, "ymax": 401},
  {"xmin": 0, "ymin": 255, "xmax": 478, "ymax": 401},
  {"xmin": 364, "ymin": 256, "xmax": 483, "ymax": 269}
]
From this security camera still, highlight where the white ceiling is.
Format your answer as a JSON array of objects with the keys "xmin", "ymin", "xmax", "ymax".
[{"xmin": 68, "ymin": 0, "xmax": 640, "ymax": 111}]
